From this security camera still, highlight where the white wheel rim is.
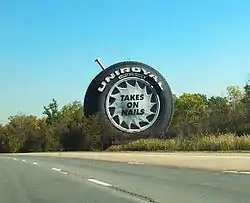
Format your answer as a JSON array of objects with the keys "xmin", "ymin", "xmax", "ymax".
[{"xmin": 105, "ymin": 77, "xmax": 160, "ymax": 133}]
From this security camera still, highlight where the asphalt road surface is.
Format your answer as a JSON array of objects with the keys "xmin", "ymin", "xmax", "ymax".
[{"xmin": 1, "ymin": 155, "xmax": 250, "ymax": 203}]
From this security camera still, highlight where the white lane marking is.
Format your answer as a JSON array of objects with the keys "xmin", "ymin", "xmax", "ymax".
[
  {"xmin": 239, "ymin": 171, "xmax": 250, "ymax": 175},
  {"xmin": 6, "ymin": 157, "xmax": 10, "ymax": 159},
  {"xmin": 223, "ymin": 170, "xmax": 250, "ymax": 175},
  {"xmin": 33, "ymin": 162, "xmax": 38, "ymax": 165},
  {"xmin": 13, "ymin": 158, "xmax": 17, "ymax": 160},
  {"xmin": 61, "ymin": 172, "xmax": 69, "ymax": 175},
  {"xmin": 223, "ymin": 170, "xmax": 238, "ymax": 173},
  {"xmin": 136, "ymin": 199, "xmax": 149, "ymax": 203},
  {"xmin": 22, "ymin": 160, "xmax": 27, "ymax": 163},
  {"xmin": 52, "ymin": 168, "xmax": 62, "ymax": 172},
  {"xmin": 88, "ymin": 178, "xmax": 112, "ymax": 187},
  {"xmin": 128, "ymin": 162, "xmax": 145, "ymax": 165}
]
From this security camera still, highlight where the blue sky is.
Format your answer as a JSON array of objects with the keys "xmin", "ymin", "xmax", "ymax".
[{"xmin": 0, "ymin": 0, "xmax": 249, "ymax": 123}]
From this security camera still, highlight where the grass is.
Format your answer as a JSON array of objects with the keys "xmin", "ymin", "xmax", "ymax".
[{"xmin": 107, "ymin": 134, "xmax": 250, "ymax": 152}]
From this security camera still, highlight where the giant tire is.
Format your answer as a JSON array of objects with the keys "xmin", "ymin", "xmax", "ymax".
[{"xmin": 84, "ymin": 61, "xmax": 174, "ymax": 138}]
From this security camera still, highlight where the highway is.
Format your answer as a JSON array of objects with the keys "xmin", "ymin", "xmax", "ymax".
[{"xmin": 1, "ymin": 155, "xmax": 250, "ymax": 203}]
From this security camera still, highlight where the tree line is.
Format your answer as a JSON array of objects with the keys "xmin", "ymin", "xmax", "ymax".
[{"xmin": 0, "ymin": 84, "xmax": 249, "ymax": 153}]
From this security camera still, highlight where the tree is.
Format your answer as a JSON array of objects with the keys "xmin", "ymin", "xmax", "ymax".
[
  {"xmin": 84, "ymin": 113, "xmax": 117, "ymax": 150},
  {"xmin": 225, "ymin": 86, "xmax": 245, "ymax": 132},
  {"xmin": 59, "ymin": 101, "xmax": 88, "ymax": 151},
  {"xmin": 243, "ymin": 82, "xmax": 250, "ymax": 123},
  {"xmin": 171, "ymin": 93, "xmax": 208, "ymax": 136},
  {"xmin": 226, "ymin": 85, "xmax": 243, "ymax": 109},
  {"xmin": 43, "ymin": 98, "xmax": 60, "ymax": 125},
  {"xmin": 236, "ymin": 82, "xmax": 250, "ymax": 136},
  {"xmin": 0, "ymin": 124, "xmax": 10, "ymax": 153},
  {"xmin": 207, "ymin": 96, "xmax": 230, "ymax": 133},
  {"xmin": 6, "ymin": 114, "xmax": 45, "ymax": 152}
]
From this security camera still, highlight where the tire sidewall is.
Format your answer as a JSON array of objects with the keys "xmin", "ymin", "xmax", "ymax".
[{"xmin": 84, "ymin": 61, "xmax": 174, "ymax": 137}]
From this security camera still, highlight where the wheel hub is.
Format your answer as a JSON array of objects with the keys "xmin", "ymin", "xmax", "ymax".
[{"xmin": 105, "ymin": 77, "xmax": 160, "ymax": 133}]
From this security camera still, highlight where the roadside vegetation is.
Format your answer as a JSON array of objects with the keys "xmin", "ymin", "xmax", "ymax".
[
  {"xmin": 107, "ymin": 134, "xmax": 250, "ymax": 152},
  {"xmin": 0, "ymin": 83, "xmax": 249, "ymax": 153}
]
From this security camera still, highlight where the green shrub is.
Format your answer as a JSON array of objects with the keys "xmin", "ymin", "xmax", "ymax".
[
  {"xmin": 236, "ymin": 124, "xmax": 250, "ymax": 136},
  {"xmin": 107, "ymin": 134, "xmax": 250, "ymax": 152}
]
